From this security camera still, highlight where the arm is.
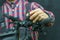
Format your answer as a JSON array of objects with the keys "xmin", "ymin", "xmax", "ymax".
[{"xmin": 30, "ymin": 2, "xmax": 55, "ymax": 27}]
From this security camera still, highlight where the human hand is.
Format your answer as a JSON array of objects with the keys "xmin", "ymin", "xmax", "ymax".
[{"xmin": 29, "ymin": 8, "xmax": 49, "ymax": 23}]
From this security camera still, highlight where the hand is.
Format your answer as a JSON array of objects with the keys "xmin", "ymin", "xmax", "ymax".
[{"xmin": 29, "ymin": 8, "xmax": 49, "ymax": 23}]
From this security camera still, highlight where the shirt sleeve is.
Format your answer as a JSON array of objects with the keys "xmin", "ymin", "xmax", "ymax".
[{"xmin": 30, "ymin": 2, "xmax": 55, "ymax": 27}]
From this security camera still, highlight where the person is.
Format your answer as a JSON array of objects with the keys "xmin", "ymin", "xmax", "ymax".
[{"xmin": 0, "ymin": 0, "xmax": 55, "ymax": 40}]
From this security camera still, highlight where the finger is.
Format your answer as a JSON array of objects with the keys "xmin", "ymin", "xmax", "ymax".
[
  {"xmin": 38, "ymin": 14, "xmax": 44, "ymax": 21},
  {"xmin": 44, "ymin": 13, "xmax": 49, "ymax": 19},
  {"xmin": 39, "ymin": 13, "xmax": 49, "ymax": 19},
  {"xmin": 30, "ymin": 8, "xmax": 40, "ymax": 16},
  {"xmin": 38, "ymin": 15, "xmax": 48, "ymax": 21},
  {"xmin": 39, "ymin": 17, "xmax": 43, "ymax": 21},
  {"xmin": 33, "ymin": 15, "xmax": 40, "ymax": 23},
  {"xmin": 30, "ymin": 12, "xmax": 40, "ymax": 20},
  {"xmin": 41, "ymin": 13, "xmax": 49, "ymax": 19}
]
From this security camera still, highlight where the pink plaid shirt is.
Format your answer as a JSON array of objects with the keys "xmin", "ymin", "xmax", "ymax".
[
  {"xmin": 2, "ymin": 0, "xmax": 54, "ymax": 29},
  {"xmin": 0, "ymin": 0, "xmax": 55, "ymax": 40}
]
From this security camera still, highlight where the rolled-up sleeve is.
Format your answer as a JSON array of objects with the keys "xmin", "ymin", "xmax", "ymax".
[{"xmin": 30, "ymin": 2, "xmax": 55, "ymax": 27}]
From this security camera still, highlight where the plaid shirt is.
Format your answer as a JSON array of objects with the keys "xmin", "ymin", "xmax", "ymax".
[{"xmin": 0, "ymin": 0, "xmax": 55, "ymax": 40}]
